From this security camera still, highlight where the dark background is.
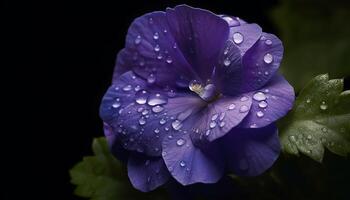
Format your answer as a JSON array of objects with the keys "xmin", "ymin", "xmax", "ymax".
[{"xmin": 4, "ymin": 0, "xmax": 349, "ymax": 200}]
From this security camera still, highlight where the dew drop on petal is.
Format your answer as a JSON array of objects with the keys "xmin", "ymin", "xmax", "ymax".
[
  {"xmin": 153, "ymin": 32, "xmax": 159, "ymax": 40},
  {"xmin": 139, "ymin": 117, "xmax": 146, "ymax": 125},
  {"xmin": 152, "ymin": 105, "xmax": 164, "ymax": 113},
  {"xmin": 219, "ymin": 112, "xmax": 226, "ymax": 121},
  {"xmin": 135, "ymin": 96, "xmax": 147, "ymax": 105},
  {"xmin": 166, "ymin": 56, "xmax": 173, "ymax": 64},
  {"xmin": 240, "ymin": 96, "xmax": 248, "ymax": 102},
  {"xmin": 205, "ymin": 129, "xmax": 211, "ymax": 136},
  {"xmin": 147, "ymin": 94, "xmax": 167, "ymax": 106},
  {"xmin": 154, "ymin": 44, "xmax": 160, "ymax": 52},
  {"xmin": 306, "ymin": 99, "xmax": 311, "ymax": 103},
  {"xmin": 256, "ymin": 111, "xmax": 264, "ymax": 118},
  {"xmin": 176, "ymin": 138, "xmax": 185, "ymax": 146},
  {"xmin": 253, "ymin": 92, "xmax": 266, "ymax": 101},
  {"xmin": 250, "ymin": 123, "xmax": 257, "ymax": 128},
  {"xmin": 239, "ymin": 105, "xmax": 249, "ymax": 113},
  {"xmin": 134, "ymin": 85, "xmax": 141, "ymax": 92},
  {"xmin": 134, "ymin": 35, "xmax": 141, "ymax": 45},
  {"xmin": 263, "ymin": 53, "xmax": 273, "ymax": 64},
  {"xmin": 211, "ymin": 113, "xmax": 219, "ymax": 121},
  {"xmin": 209, "ymin": 121, "xmax": 217, "ymax": 128},
  {"xmin": 172, "ymin": 120, "xmax": 183, "ymax": 130},
  {"xmin": 223, "ymin": 58, "xmax": 231, "ymax": 66},
  {"xmin": 123, "ymin": 85, "xmax": 132, "ymax": 91},
  {"xmin": 258, "ymin": 101, "xmax": 268, "ymax": 108},
  {"xmin": 112, "ymin": 102, "xmax": 121, "ymax": 108},
  {"xmin": 219, "ymin": 121, "xmax": 225, "ymax": 128},
  {"xmin": 147, "ymin": 73, "xmax": 156, "ymax": 84},
  {"xmin": 180, "ymin": 160, "xmax": 186, "ymax": 167},
  {"xmin": 142, "ymin": 109, "xmax": 149, "ymax": 115},
  {"xmin": 228, "ymin": 103, "xmax": 236, "ymax": 110},
  {"xmin": 159, "ymin": 118, "xmax": 166, "ymax": 125},
  {"xmin": 233, "ymin": 32, "xmax": 243, "ymax": 44},
  {"xmin": 265, "ymin": 39, "xmax": 272, "ymax": 45}
]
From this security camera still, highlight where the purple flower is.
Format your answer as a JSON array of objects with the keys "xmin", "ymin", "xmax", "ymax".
[{"xmin": 100, "ymin": 5, "xmax": 294, "ymax": 192}]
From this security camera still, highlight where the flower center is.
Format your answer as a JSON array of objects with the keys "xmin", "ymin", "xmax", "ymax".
[{"xmin": 189, "ymin": 80, "xmax": 220, "ymax": 102}]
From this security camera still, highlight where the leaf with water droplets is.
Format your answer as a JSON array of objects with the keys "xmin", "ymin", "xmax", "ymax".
[
  {"xmin": 279, "ymin": 74, "xmax": 350, "ymax": 162},
  {"xmin": 69, "ymin": 137, "xmax": 167, "ymax": 200}
]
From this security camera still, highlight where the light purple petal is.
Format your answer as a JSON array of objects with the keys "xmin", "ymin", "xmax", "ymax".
[
  {"xmin": 162, "ymin": 132, "xmax": 224, "ymax": 185},
  {"xmin": 128, "ymin": 154, "xmax": 170, "ymax": 192},
  {"xmin": 221, "ymin": 124, "xmax": 280, "ymax": 176},
  {"xmin": 240, "ymin": 33, "xmax": 284, "ymax": 92},
  {"xmin": 239, "ymin": 74, "xmax": 295, "ymax": 128},
  {"xmin": 103, "ymin": 123, "xmax": 129, "ymax": 162},
  {"xmin": 166, "ymin": 5, "xmax": 229, "ymax": 80},
  {"xmin": 229, "ymin": 23, "xmax": 262, "ymax": 55},
  {"xmin": 100, "ymin": 71, "xmax": 205, "ymax": 156}
]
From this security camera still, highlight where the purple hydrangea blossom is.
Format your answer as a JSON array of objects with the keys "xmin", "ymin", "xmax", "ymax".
[{"xmin": 100, "ymin": 5, "xmax": 294, "ymax": 192}]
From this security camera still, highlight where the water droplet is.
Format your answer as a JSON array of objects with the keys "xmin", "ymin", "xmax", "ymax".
[
  {"xmin": 264, "ymin": 71, "xmax": 269, "ymax": 76},
  {"xmin": 134, "ymin": 85, "xmax": 141, "ymax": 92},
  {"xmin": 322, "ymin": 127, "xmax": 328, "ymax": 133},
  {"xmin": 250, "ymin": 123, "xmax": 257, "ymax": 128},
  {"xmin": 154, "ymin": 128, "xmax": 160, "ymax": 133},
  {"xmin": 240, "ymin": 96, "xmax": 248, "ymax": 101},
  {"xmin": 172, "ymin": 120, "xmax": 183, "ymax": 130},
  {"xmin": 307, "ymin": 135, "xmax": 312, "ymax": 140},
  {"xmin": 137, "ymin": 107, "xmax": 144, "ymax": 113},
  {"xmin": 228, "ymin": 103, "xmax": 236, "ymax": 110},
  {"xmin": 263, "ymin": 53, "xmax": 273, "ymax": 64},
  {"xmin": 154, "ymin": 44, "xmax": 160, "ymax": 52},
  {"xmin": 176, "ymin": 138, "xmax": 185, "ymax": 146},
  {"xmin": 167, "ymin": 135, "xmax": 173, "ymax": 139},
  {"xmin": 239, "ymin": 105, "xmax": 249, "ymax": 113},
  {"xmin": 123, "ymin": 85, "xmax": 132, "ymax": 91},
  {"xmin": 166, "ymin": 56, "xmax": 173, "ymax": 64},
  {"xmin": 162, "ymin": 151, "xmax": 167, "ymax": 156},
  {"xmin": 147, "ymin": 73, "xmax": 156, "ymax": 84},
  {"xmin": 153, "ymin": 32, "xmax": 159, "ymax": 40},
  {"xmin": 159, "ymin": 118, "xmax": 166, "ymax": 125},
  {"xmin": 205, "ymin": 129, "xmax": 211, "ymax": 136},
  {"xmin": 211, "ymin": 114, "xmax": 219, "ymax": 121},
  {"xmin": 167, "ymin": 90, "xmax": 176, "ymax": 97},
  {"xmin": 147, "ymin": 94, "xmax": 167, "ymax": 106},
  {"xmin": 147, "ymin": 176, "xmax": 151, "ymax": 183},
  {"xmin": 135, "ymin": 96, "xmax": 147, "ymax": 105},
  {"xmin": 219, "ymin": 121, "xmax": 225, "ymax": 128},
  {"xmin": 223, "ymin": 58, "xmax": 231, "ymax": 66},
  {"xmin": 142, "ymin": 109, "xmax": 149, "ymax": 115},
  {"xmin": 233, "ymin": 32, "xmax": 243, "ymax": 44},
  {"xmin": 265, "ymin": 39, "xmax": 272, "ymax": 45},
  {"xmin": 112, "ymin": 102, "xmax": 121, "ymax": 108},
  {"xmin": 209, "ymin": 121, "xmax": 217, "ymax": 128},
  {"xmin": 253, "ymin": 92, "xmax": 266, "ymax": 101},
  {"xmin": 180, "ymin": 160, "xmax": 186, "ymax": 167},
  {"xmin": 320, "ymin": 101, "xmax": 328, "ymax": 110},
  {"xmin": 288, "ymin": 135, "xmax": 296, "ymax": 142},
  {"xmin": 149, "ymin": 17, "xmax": 153, "ymax": 24},
  {"xmin": 152, "ymin": 105, "xmax": 164, "ymax": 113},
  {"xmin": 173, "ymin": 42, "xmax": 177, "ymax": 49},
  {"xmin": 256, "ymin": 111, "xmax": 264, "ymax": 118},
  {"xmin": 258, "ymin": 101, "xmax": 268, "ymax": 108},
  {"xmin": 219, "ymin": 112, "xmax": 226, "ymax": 121},
  {"xmin": 264, "ymin": 89, "xmax": 269, "ymax": 93},
  {"xmin": 134, "ymin": 35, "xmax": 141, "ymax": 45},
  {"xmin": 163, "ymin": 29, "xmax": 167, "ymax": 33},
  {"xmin": 139, "ymin": 117, "xmax": 146, "ymax": 125}
]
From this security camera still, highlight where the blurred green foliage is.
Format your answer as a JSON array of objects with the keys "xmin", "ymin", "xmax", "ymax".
[
  {"xmin": 272, "ymin": 0, "xmax": 350, "ymax": 90},
  {"xmin": 279, "ymin": 74, "xmax": 350, "ymax": 162}
]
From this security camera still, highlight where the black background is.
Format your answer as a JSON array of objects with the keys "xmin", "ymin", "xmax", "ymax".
[{"xmin": 4, "ymin": 0, "xmax": 349, "ymax": 200}]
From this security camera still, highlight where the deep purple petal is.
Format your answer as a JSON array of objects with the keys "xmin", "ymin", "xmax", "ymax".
[
  {"xmin": 120, "ymin": 11, "xmax": 196, "ymax": 87},
  {"xmin": 229, "ymin": 23, "xmax": 262, "ymax": 55},
  {"xmin": 239, "ymin": 74, "xmax": 295, "ymax": 128},
  {"xmin": 103, "ymin": 123, "xmax": 129, "ymax": 162},
  {"xmin": 100, "ymin": 71, "xmax": 205, "ymax": 156},
  {"xmin": 162, "ymin": 132, "xmax": 224, "ymax": 185},
  {"xmin": 240, "ymin": 33, "xmax": 284, "ymax": 92},
  {"xmin": 222, "ymin": 124, "xmax": 280, "ymax": 176},
  {"xmin": 128, "ymin": 154, "xmax": 170, "ymax": 192},
  {"xmin": 166, "ymin": 5, "xmax": 229, "ymax": 80},
  {"xmin": 189, "ymin": 95, "xmax": 252, "ymax": 144}
]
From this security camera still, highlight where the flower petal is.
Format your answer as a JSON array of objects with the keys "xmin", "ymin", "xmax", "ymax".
[
  {"xmin": 100, "ymin": 71, "xmax": 205, "ymax": 156},
  {"xmin": 166, "ymin": 5, "xmax": 229, "ymax": 80},
  {"xmin": 188, "ymin": 95, "xmax": 252, "ymax": 144},
  {"xmin": 240, "ymin": 33, "xmax": 284, "ymax": 92},
  {"xmin": 162, "ymin": 132, "xmax": 224, "ymax": 185},
  {"xmin": 120, "ymin": 11, "xmax": 196, "ymax": 87},
  {"xmin": 103, "ymin": 123, "xmax": 129, "ymax": 162},
  {"xmin": 128, "ymin": 154, "xmax": 170, "ymax": 192},
  {"xmin": 221, "ymin": 124, "xmax": 280, "ymax": 176},
  {"xmin": 239, "ymin": 74, "xmax": 295, "ymax": 128},
  {"xmin": 229, "ymin": 23, "xmax": 262, "ymax": 55}
]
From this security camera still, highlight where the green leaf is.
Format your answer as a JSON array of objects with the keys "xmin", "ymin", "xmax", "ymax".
[
  {"xmin": 271, "ymin": 0, "xmax": 350, "ymax": 90},
  {"xmin": 69, "ymin": 137, "xmax": 168, "ymax": 200},
  {"xmin": 279, "ymin": 74, "xmax": 350, "ymax": 162}
]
